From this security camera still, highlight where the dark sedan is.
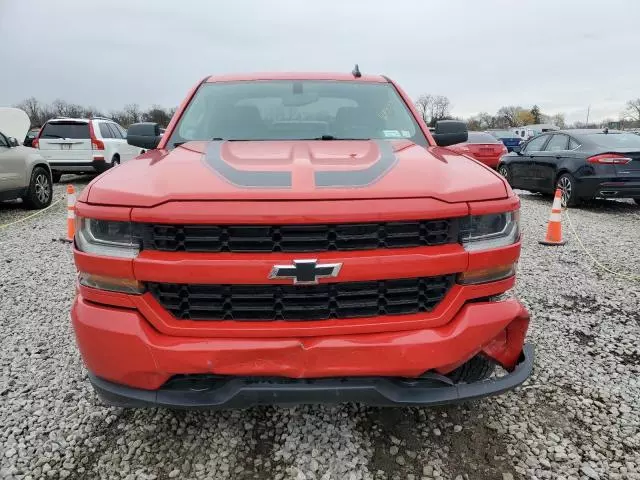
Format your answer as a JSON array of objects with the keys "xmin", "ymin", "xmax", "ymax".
[{"xmin": 497, "ymin": 129, "xmax": 640, "ymax": 206}]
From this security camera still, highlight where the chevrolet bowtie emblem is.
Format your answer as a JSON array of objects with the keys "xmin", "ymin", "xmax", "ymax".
[{"xmin": 269, "ymin": 259, "xmax": 342, "ymax": 285}]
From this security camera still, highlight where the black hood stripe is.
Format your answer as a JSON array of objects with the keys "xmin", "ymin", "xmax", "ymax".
[
  {"xmin": 203, "ymin": 141, "xmax": 292, "ymax": 188},
  {"xmin": 203, "ymin": 140, "xmax": 397, "ymax": 189},
  {"xmin": 314, "ymin": 140, "xmax": 398, "ymax": 188}
]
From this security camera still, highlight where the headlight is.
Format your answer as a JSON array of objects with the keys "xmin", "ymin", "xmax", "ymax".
[
  {"xmin": 75, "ymin": 217, "xmax": 140, "ymax": 258},
  {"xmin": 460, "ymin": 210, "xmax": 520, "ymax": 251}
]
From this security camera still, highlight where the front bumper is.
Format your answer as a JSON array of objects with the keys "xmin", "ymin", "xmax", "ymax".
[
  {"xmin": 89, "ymin": 343, "xmax": 533, "ymax": 409},
  {"xmin": 72, "ymin": 293, "xmax": 532, "ymax": 408}
]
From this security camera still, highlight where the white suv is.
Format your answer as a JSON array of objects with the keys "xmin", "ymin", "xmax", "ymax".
[{"xmin": 34, "ymin": 117, "xmax": 144, "ymax": 182}]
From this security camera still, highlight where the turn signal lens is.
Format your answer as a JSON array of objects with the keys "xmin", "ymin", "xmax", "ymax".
[
  {"xmin": 79, "ymin": 273, "xmax": 145, "ymax": 294},
  {"xmin": 458, "ymin": 263, "xmax": 517, "ymax": 285}
]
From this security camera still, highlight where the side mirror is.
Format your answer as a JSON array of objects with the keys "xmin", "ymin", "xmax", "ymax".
[
  {"xmin": 127, "ymin": 122, "xmax": 161, "ymax": 149},
  {"xmin": 512, "ymin": 145, "xmax": 522, "ymax": 154},
  {"xmin": 432, "ymin": 120, "xmax": 468, "ymax": 147},
  {"xmin": 8, "ymin": 137, "xmax": 19, "ymax": 147}
]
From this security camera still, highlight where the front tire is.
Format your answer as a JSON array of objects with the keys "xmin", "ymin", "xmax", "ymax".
[
  {"xmin": 23, "ymin": 167, "xmax": 53, "ymax": 210},
  {"xmin": 557, "ymin": 173, "xmax": 581, "ymax": 207},
  {"xmin": 447, "ymin": 355, "xmax": 495, "ymax": 383}
]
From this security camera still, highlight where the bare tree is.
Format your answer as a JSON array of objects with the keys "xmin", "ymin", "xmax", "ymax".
[
  {"xmin": 14, "ymin": 97, "xmax": 43, "ymax": 126},
  {"xmin": 625, "ymin": 98, "xmax": 640, "ymax": 122},
  {"xmin": 142, "ymin": 105, "xmax": 174, "ymax": 126},
  {"xmin": 414, "ymin": 94, "xmax": 433, "ymax": 125},
  {"xmin": 430, "ymin": 95, "xmax": 451, "ymax": 125},
  {"xmin": 414, "ymin": 94, "xmax": 452, "ymax": 127},
  {"xmin": 497, "ymin": 106, "xmax": 522, "ymax": 127},
  {"xmin": 124, "ymin": 104, "xmax": 142, "ymax": 125},
  {"xmin": 478, "ymin": 112, "xmax": 498, "ymax": 129},
  {"xmin": 551, "ymin": 113, "xmax": 566, "ymax": 129}
]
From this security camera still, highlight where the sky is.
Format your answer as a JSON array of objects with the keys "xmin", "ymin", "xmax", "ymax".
[{"xmin": 1, "ymin": 0, "xmax": 639, "ymax": 124}]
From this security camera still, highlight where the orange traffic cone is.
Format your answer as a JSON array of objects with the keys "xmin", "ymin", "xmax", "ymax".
[
  {"xmin": 539, "ymin": 188, "xmax": 567, "ymax": 246},
  {"xmin": 61, "ymin": 185, "xmax": 76, "ymax": 243}
]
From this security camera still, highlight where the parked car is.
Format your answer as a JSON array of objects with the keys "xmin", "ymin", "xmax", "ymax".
[
  {"xmin": 447, "ymin": 131, "xmax": 508, "ymax": 168},
  {"xmin": 23, "ymin": 127, "xmax": 41, "ymax": 147},
  {"xmin": 70, "ymin": 70, "xmax": 532, "ymax": 410},
  {"xmin": 497, "ymin": 129, "xmax": 640, "ymax": 206},
  {"xmin": 33, "ymin": 117, "xmax": 144, "ymax": 182},
  {"xmin": 0, "ymin": 108, "xmax": 53, "ymax": 209},
  {"xmin": 487, "ymin": 129, "xmax": 523, "ymax": 152}
]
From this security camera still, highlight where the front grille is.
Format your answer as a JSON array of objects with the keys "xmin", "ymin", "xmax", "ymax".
[
  {"xmin": 148, "ymin": 275, "xmax": 455, "ymax": 321},
  {"xmin": 139, "ymin": 219, "xmax": 458, "ymax": 253}
]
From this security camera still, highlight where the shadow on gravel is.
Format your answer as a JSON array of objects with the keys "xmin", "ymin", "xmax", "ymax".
[{"xmin": 358, "ymin": 403, "xmax": 519, "ymax": 480}]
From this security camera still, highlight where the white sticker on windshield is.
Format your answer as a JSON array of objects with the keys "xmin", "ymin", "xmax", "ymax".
[
  {"xmin": 401, "ymin": 130, "xmax": 411, "ymax": 138},
  {"xmin": 383, "ymin": 130, "xmax": 401, "ymax": 138}
]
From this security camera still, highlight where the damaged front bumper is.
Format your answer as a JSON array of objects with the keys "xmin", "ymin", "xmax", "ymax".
[{"xmin": 89, "ymin": 343, "xmax": 533, "ymax": 409}]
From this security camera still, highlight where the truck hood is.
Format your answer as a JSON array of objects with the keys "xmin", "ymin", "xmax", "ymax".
[
  {"xmin": 85, "ymin": 140, "xmax": 507, "ymax": 207},
  {"xmin": 0, "ymin": 107, "xmax": 30, "ymax": 141}
]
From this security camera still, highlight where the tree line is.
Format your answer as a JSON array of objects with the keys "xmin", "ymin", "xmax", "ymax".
[
  {"xmin": 414, "ymin": 94, "xmax": 640, "ymax": 131},
  {"xmin": 12, "ymin": 95, "xmax": 640, "ymax": 132},
  {"xmin": 13, "ymin": 97, "xmax": 176, "ymax": 129}
]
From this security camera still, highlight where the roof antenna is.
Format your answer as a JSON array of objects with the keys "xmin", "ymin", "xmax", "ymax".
[{"xmin": 352, "ymin": 64, "xmax": 362, "ymax": 78}]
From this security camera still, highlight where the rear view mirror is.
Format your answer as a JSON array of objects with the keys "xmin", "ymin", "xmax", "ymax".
[
  {"xmin": 512, "ymin": 145, "xmax": 522, "ymax": 154},
  {"xmin": 8, "ymin": 137, "xmax": 19, "ymax": 147},
  {"xmin": 127, "ymin": 122, "xmax": 161, "ymax": 149},
  {"xmin": 432, "ymin": 120, "xmax": 468, "ymax": 147}
]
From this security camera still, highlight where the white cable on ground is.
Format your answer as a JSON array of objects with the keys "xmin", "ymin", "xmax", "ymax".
[
  {"xmin": 0, "ymin": 197, "xmax": 64, "ymax": 231},
  {"xmin": 563, "ymin": 208, "xmax": 640, "ymax": 282}
]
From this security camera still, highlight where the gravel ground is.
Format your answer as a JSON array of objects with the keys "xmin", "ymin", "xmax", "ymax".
[{"xmin": 1, "ymin": 178, "xmax": 639, "ymax": 480}]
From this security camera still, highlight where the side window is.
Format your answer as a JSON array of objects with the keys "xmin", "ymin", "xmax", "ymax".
[
  {"xmin": 115, "ymin": 124, "xmax": 127, "ymax": 138},
  {"xmin": 522, "ymin": 135, "xmax": 548, "ymax": 153},
  {"xmin": 98, "ymin": 123, "xmax": 113, "ymax": 138},
  {"xmin": 107, "ymin": 123, "xmax": 123, "ymax": 139},
  {"xmin": 0, "ymin": 132, "xmax": 8, "ymax": 147},
  {"xmin": 544, "ymin": 134, "xmax": 569, "ymax": 152},
  {"xmin": 569, "ymin": 137, "xmax": 580, "ymax": 149}
]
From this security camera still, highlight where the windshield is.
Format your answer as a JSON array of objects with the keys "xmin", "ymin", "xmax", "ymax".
[
  {"xmin": 167, "ymin": 81, "xmax": 426, "ymax": 147},
  {"xmin": 580, "ymin": 132, "xmax": 640, "ymax": 149}
]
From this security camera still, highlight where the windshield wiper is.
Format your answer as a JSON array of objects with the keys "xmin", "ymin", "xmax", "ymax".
[
  {"xmin": 173, "ymin": 137, "xmax": 225, "ymax": 147},
  {"xmin": 310, "ymin": 135, "xmax": 370, "ymax": 141}
]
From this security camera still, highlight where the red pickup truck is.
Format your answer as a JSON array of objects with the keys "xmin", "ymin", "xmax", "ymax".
[{"xmin": 71, "ymin": 71, "xmax": 533, "ymax": 408}]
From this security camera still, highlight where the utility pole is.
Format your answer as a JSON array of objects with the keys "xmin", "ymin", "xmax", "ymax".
[{"xmin": 586, "ymin": 105, "xmax": 591, "ymax": 126}]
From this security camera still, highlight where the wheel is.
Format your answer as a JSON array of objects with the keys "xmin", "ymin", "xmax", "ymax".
[
  {"xmin": 498, "ymin": 164, "xmax": 511, "ymax": 185},
  {"xmin": 51, "ymin": 171, "xmax": 62, "ymax": 183},
  {"xmin": 556, "ymin": 173, "xmax": 581, "ymax": 207},
  {"xmin": 447, "ymin": 355, "xmax": 495, "ymax": 383},
  {"xmin": 633, "ymin": 198, "xmax": 639, "ymax": 206},
  {"xmin": 111, "ymin": 155, "xmax": 120, "ymax": 168},
  {"xmin": 23, "ymin": 167, "xmax": 53, "ymax": 210}
]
